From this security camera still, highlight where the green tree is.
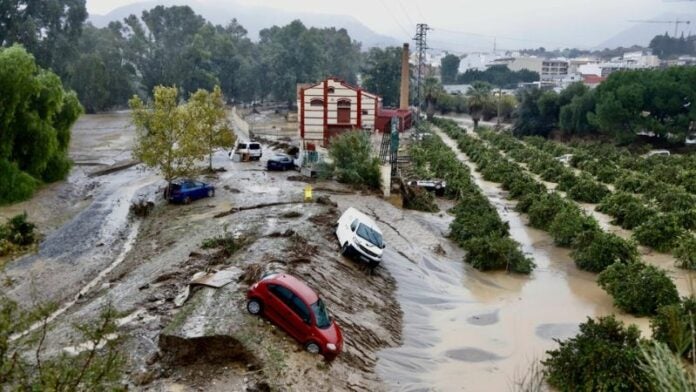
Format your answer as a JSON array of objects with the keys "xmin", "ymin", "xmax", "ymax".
[
  {"xmin": 440, "ymin": 54, "xmax": 460, "ymax": 84},
  {"xmin": 187, "ymin": 86, "xmax": 235, "ymax": 171},
  {"xmin": 466, "ymin": 82, "xmax": 493, "ymax": 129},
  {"xmin": 0, "ymin": 45, "xmax": 82, "ymax": 204},
  {"xmin": 423, "ymin": 77, "xmax": 444, "ymax": 121},
  {"xmin": 0, "ymin": 0, "xmax": 88, "ymax": 76},
  {"xmin": 130, "ymin": 86, "xmax": 206, "ymax": 189},
  {"xmin": 326, "ymin": 131, "xmax": 381, "ymax": 190},
  {"xmin": 362, "ymin": 46, "xmax": 403, "ymax": 107},
  {"xmin": 598, "ymin": 262, "xmax": 680, "ymax": 316}
]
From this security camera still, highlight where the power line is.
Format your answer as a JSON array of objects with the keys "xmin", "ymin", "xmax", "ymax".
[
  {"xmin": 413, "ymin": 2, "xmax": 427, "ymax": 22},
  {"xmin": 378, "ymin": 0, "xmax": 412, "ymax": 38},
  {"xmin": 393, "ymin": 0, "xmax": 415, "ymax": 27}
]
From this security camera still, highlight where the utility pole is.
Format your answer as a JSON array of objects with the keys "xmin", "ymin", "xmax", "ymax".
[
  {"xmin": 413, "ymin": 23, "xmax": 430, "ymax": 123},
  {"xmin": 496, "ymin": 88, "xmax": 502, "ymax": 129}
]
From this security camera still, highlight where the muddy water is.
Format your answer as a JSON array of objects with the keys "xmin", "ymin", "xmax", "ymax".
[{"xmin": 338, "ymin": 129, "xmax": 659, "ymax": 391}]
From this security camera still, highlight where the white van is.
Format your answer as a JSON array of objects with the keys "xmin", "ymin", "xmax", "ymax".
[
  {"xmin": 335, "ymin": 207, "xmax": 385, "ymax": 266},
  {"xmin": 234, "ymin": 141, "xmax": 262, "ymax": 161}
]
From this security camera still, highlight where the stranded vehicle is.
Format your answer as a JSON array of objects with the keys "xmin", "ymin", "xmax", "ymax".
[
  {"xmin": 233, "ymin": 141, "xmax": 263, "ymax": 161},
  {"xmin": 407, "ymin": 179, "xmax": 447, "ymax": 196},
  {"xmin": 246, "ymin": 273, "xmax": 343, "ymax": 360},
  {"xmin": 266, "ymin": 153, "xmax": 295, "ymax": 171},
  {"xmin": 165, "ymin": 179, "xmax": 215, "ymax": 204},
  {"xmin": 335, "ymin": 207, "xmax": 385, "ymax": 267}
]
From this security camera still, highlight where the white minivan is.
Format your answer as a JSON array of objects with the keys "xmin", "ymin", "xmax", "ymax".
[
  {"xmin": 233, "ymin": 141, "xmax": 263, "ymax": 161},
  {"xmin": 335, "ymin": 207, "xmax": 385, "ymax": 266}
]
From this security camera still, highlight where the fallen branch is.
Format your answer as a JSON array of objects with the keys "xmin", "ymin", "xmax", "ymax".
[{"xmin": 214, "ymin": 201, "xmax": 305, "ymax": 218}]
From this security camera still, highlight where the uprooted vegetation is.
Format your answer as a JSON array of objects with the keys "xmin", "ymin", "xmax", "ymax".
[
  {"xmin": 320, "ymin": 131, "xmax": 381, "ymax": 190},
  {"xmin": 0, "ymin": 212, "xmax": 38, "ymax": 258}
]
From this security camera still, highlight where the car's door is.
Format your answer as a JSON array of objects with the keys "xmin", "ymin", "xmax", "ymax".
[
  {"xmin": 266, "ymin": 284, "xmax": 296, "ymax": 334},
  {"xmin": 193, "ymin": 181, "xmax": 206, "ymax": 198},
  {"xmin": 287, "ymin": 294, "xmax": 312, "ymax": 340}
]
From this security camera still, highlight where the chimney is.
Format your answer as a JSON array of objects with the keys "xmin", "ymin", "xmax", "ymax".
[{"xmin": 399, "ymin": 43, "xmax": 410, "ymax": 110}]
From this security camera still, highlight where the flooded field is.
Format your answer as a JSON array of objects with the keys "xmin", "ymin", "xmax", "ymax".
[{"xmin": 1, "ymin": 111, "xmax": 688, "ymax": 391}]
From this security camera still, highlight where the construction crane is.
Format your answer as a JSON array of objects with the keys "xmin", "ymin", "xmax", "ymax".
[{"xmin": 628, "ymin": 18, "xmax": 692, "ymax": 37}]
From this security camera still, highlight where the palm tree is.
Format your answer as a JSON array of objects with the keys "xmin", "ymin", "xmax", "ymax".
[
  {"xmin": 466, "ymin": 81, "xmax": 493, "ymax": 129},
  {"xmin": 423, "ymin": 77, "xmax": 443, "ymax": 121}
]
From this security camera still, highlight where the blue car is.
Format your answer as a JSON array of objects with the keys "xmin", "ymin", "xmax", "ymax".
[
  {"xmin": 166, "ymin": 179, "xmax": 215, "ymax": 204},
  {"xmin": 266, "ymin": 153, "xmax": 295, "ymax": 171}
]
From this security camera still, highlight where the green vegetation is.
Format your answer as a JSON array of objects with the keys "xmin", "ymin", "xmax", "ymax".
[
  {"xmin": 598, "ymin": 262, "xmax": 679, "ymax": 316},
  {"xmin": 571, "ymin": 230, "xmax": 638, "ymax": 272},
  {"xmin": 130, "ymin": 85, "xmax": 233, "ymax": 187},
  {"xmin": 549, "ymin": 206, "xmax": 599, "ymax": 247},
  {"xmin": 0, "ymin": 45, "xmax": 82, "ymax": 204},
  {"xmin": 675, "ymin": 235, "xmax": 696, "ymax": 270},
  {"xmin": 325, "ymin": 131, "xmax": 381, "ymax": 190},
  {"xmin": 362, "ymin": 46, "xmax": 404, "ymax": 107},
  {"xmin": 0, "ymin": 213, "xmax": 38, "ymax": 257},
  {"xmin": 456, "ymin": 65, "xmax": 539, "ymax": 89},
  {"xmin": 543, "ymin": 316, "xmax": 651, "ymax": 391},
  {"xmin": 440, "ymin": 54, "xmax": 460, "ymax": 84},
  {"xmin": 0, "ymin": 297, "xmax": 125, "ymax": 390},
  {"xmin": 639, "ymin": 341, "xmax": 696, "ymax": 391},
  {"xmin": 633, "ymin": 213, "xmax": 685, "ymax": 253},
  {"xmin": 651, "ymin": 297, "xmax": 696, "ymax": 359}
]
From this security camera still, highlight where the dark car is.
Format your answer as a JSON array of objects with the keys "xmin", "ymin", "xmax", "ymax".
[
  {"xmin": 246, "ymin": 273, "xmax": 343, "ymax": 360},
  {"xmin": 166, "ymin": 179, "xmax": 215, "ymax": 204},
  {"xmin": 266, "ymin": 153, "xmax": 295, "ymax": 171}
]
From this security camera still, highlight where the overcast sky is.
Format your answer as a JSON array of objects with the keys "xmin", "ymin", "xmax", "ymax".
[{"xmin": 87, "ymin": 0, "xmax": 695, "ymax": 49}]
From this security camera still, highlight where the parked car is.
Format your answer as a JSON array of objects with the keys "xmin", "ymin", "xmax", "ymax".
[
  {"xmin": 335, "ymin": 207, "xmax": 385, "ymax": 267},
  {"xmin": 234, "ymin": 141, "xmax": 263, "ymax": 161},
  {"xmin": 407, "ymin": 179, "xmax": 446, "ymax": 196},
  {"xmin": 165, "ymin": 179, "xmax": 215, "ymax": 204},
  {"xmin": 267, "ymin": 153, "xmax": 295, "ymax": 171},
  {"xmin": 555, "ymin": 154, "xmax": 574, "ymax": 165},
  {"xmin": 246, "ymin": 273, "xmax": 343, "ymax": 360}
]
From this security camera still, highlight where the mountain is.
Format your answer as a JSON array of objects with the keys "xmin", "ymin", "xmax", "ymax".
[
  {"xmin": 88, "ymin": 0, "xmax": 399, "ymax": 48},
  {"xmin": 596, "ymin": 13, "xmax": 696, "ymax": 49}
]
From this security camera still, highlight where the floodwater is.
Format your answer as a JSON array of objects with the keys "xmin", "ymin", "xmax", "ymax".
[{"xmin": 351, "ymin": 128, "xmax": 665, "ymax": 391}]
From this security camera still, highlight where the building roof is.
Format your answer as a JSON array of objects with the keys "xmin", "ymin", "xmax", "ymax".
[
  {"xmin": 582, "ymin": 74, "xmax": 605, "ymax": 85},
  {"xmin": 298, "ymin": 77, "xmax": 380, "ymax": 100}
]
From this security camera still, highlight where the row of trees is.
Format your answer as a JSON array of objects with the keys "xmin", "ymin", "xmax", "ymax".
[
  {"xmin": 1, "ymin": 3, "xmax": 370, "ymax": 112},
  {"xmin": 440, "ymin": 54, "xmax": 539, "ymax": 88},
  {"xmin": 514, "ymin": 66, "xmax": 696, "ymax": 144},
  {"xmin": 649, "ymin": 33, "xmax": 696, "ymax": 59}
]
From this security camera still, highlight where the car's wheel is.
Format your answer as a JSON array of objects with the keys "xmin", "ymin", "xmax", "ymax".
[
  {"xmin": 183, "ymin": 196, "xmax": 191, "ymax": 205},
  {"xmin": 247, "ymin": 298, "xmax": 262, "ymax": 315},
  {"xmin": 341, "ymin": 242, "xmax": 350, "ymax": 256},
  {"xmin": 305, "ymin": 341, "xmax": 321, "ymax": 355},
  {"xmin": 208, "ymin": 189, "xmax": 214, "ymax": 198}
]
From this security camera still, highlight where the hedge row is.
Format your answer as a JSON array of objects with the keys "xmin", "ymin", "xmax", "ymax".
[
  {"xmin": 411, "ymin": 126, "xmax": 534, "ymax": 274},
  {"xmin": 433, "ymin": 118, "xmax": 678, "ymax": 316}
]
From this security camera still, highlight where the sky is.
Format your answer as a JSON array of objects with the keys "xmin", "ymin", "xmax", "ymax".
[{"xmin": 86, "ymin": 0, "xmax": 696, "ymax": 49}]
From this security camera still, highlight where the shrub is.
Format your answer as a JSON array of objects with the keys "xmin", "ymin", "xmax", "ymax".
[
  {"xmin": 598, "ymin": 262, "xmax": 680, "ymax": 316},
  {"xmin": 505, "ymin": 175, "xmax": 545, "ymax": 199},
  {"xmin": 403, "ymin": 186, "xmax": 439, "ymax": 213},
  {"xmin": 675, "ymin": 235, "xmax": 696, "ymax": 270},
  {"xmin": 6, "ymin": 212, "xmax": 37, "ymax": 246},
  {"xmin": 674, "ymin": 209, "xmax": 696, "ymax": 231},
  {"xmin": 463, "ymin": 235, "xmax": 534, "ymax": 274},
  {"xmin": 540, "ymin": 164, "xmax": 566, "ymax": 183},
  {"xmin": 598, "ymin": 193, "xmax": 657, "ymax": 229},
  {"xmin": 527, "ymin": 192, "xmax": 568, "ymax": 230},
  {"xmin": 639, "ymin": 341, "xmax": 696, "ymax": 391},
  {"xmin": 615, "ymin": 173, "xmax": 649, "ymax": 193},
  {"xmin": 543, "ymin": 316, "xmax": 651, "ymax": 391},
  {"xmin": 572, "ymin": 231, "xmax": 638, "ymax": 272},
  {"xmin": 328, "ymin": 131, "xmax": 381, "ymax": 190},
  {"xmin": 633, "ymin": 213, "xmax": 685, "ymax": 252},
  {"xmin": 0, "ymin": 159, "xmax": 40, "ymax": 205},
  {"xmin": 650, "ymin": 297, "xmax": 696, "ymax": 359},
  {"xmin": 549, "ymin": 206, "xmax": 599, "ymax": 247},
  {"xmin": 566, "ymin": 175, "xmax": 610, "ymax": 204},
  {"xmin": 556, "ymin": 171, "xmax": 577, "ymax": 191}
]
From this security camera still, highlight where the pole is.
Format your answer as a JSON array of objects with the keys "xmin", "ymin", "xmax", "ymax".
[
  {"xmin": 413, "ymin": 23, "xmax": 430, "ymax": 123},
  {"xmin": 496, "ymin": 88, "xmax": 502, "ymax": 129}
]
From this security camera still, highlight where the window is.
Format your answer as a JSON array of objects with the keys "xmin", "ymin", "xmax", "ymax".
[
  {"xmin": 311, "ymin": 299, "xmax": 331, "ymax": 329},
  {"xmin": 362, "ymin": 110, "xmax": 369, "ymax": 115},
  {"xmin": 291, "ymin": 296, "xmax": 310, "ymax": 323},
  {"xmin": 337, "ymin": 99, "xmax": 351, "ymax": 108},
  {"xmin": 350, "ymin": 219, "xmax": 359, "ymax": 231},
  {"xmin": 328, "ymin": 87, "xmax": 335, "ymax": 93},
  {"xmin": 268, "ymin": 284, "xmax": 310, "ymax": 322},
  {"xmin": 268, "ymin": 284, "xmax": 293, "ymax": 304},
  {"xmin": 310, "ymin": 98, "xmax": 323, "ymax": 107},
  {"xmin": 356, "ymin": 223, "xmax": 384, "ymax": 248}
]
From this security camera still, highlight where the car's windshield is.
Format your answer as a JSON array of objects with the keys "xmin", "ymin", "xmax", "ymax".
[
  {"xmin": 237, "ymin": 143, "xmax": 247, "ymax": 149},
  {"xmin": 356, "ymin": 223, "xmax": 383, "ymax": 247},
  {"xmin": 249, "ymin": 144, "xmax": 261, "ymax": 150},
  {"xmin": 311, "ymin": 299, "xmax": 331, "ymax": 329}
]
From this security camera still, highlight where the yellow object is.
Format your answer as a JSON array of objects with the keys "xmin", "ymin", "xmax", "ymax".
[{"xmin": 304, "ymin": 185, "xmax": 313, "ymax": 201}]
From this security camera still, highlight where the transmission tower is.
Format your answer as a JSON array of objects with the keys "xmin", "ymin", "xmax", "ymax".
[{"xmin": 414, "ymin": 23, "xmax": 430, "ymax": 122}]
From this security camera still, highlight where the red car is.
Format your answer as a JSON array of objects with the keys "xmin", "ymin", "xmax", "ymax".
[{"xmin": 246, "ymin": 273, "xmax": 343, "ymax": 360}]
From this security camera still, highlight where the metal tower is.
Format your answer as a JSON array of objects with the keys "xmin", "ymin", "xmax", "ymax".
[{"xmin": 413, "ymin": 23, "xmax": 430, "ymax": 121}]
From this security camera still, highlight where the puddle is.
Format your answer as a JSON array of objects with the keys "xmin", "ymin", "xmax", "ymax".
[
  {"xmin": 445, "ymin": 347, "xmax": 504, "ymax": 362},
  {"xmin": 467, "ymin": 310, "xmax": 499, "ymax": 326}
]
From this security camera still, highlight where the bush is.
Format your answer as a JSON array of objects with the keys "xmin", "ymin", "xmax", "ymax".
[
  {"xmin": 0, "ymin": 212, "xmax": 38, "ymax": 257},
  {"xmin": 633, "ymin": 213, "xmax": 685, "ymax": 252},
  {"xmin": 328, "ymin": 131, "xmax": 381, "ymax": 190},
  {"xmin": 571, "ymin": 231, "xmax": 638, "ymax": 272},
  {"xmin": 598, "ymin": 262, "xmax": 680, "ymax": 316},
  {"xmin": 556, "ymin": 172, "xmax": 578, "ymax": 191},
  {"xmin": 0, "ymin": 159, "xmax": 40, "ymax": 205},
  {"xmin": 615, "ymin": 173, "xmax": 649, "ymax": 193},
  {"xmin": 549, "ymin": 206, "xmax": 599, "ymax": 247},
  {"xmin": 527, "ymin": 192, "xmax": 568, "ymax": 230},
  {"xmin": 403, "ymin": 186, "xmax": 439, "ymax": 213},
  {"xmin": 675, "ymin": 235, "xmax": 696, "ymax": 270},
  {"xmin": 566, "ymin": 174, "xmax": 610, "ymax": 203},
  {"xmin": 463, "ymin": 235, "xmax": 534, "ymax": 274},
  {"xmin": 543, "ymin": 316, "xmax": 651, "ymax": 391},
  {"xmin": 650, "ymin": 297, "xmax": 696, "ymax": 359},
  {"xmin": 598, "ymin": 193, "xmax": 657, "ymax": 229}
]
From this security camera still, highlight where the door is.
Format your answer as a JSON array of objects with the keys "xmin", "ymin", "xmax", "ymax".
[
  {"xmin": 266, "ymin": 284, "xmax": 295, "ymax": 333},
  {"xmin": 337, "ymin": 99, "xmax": 351, "ymax": 124}
]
